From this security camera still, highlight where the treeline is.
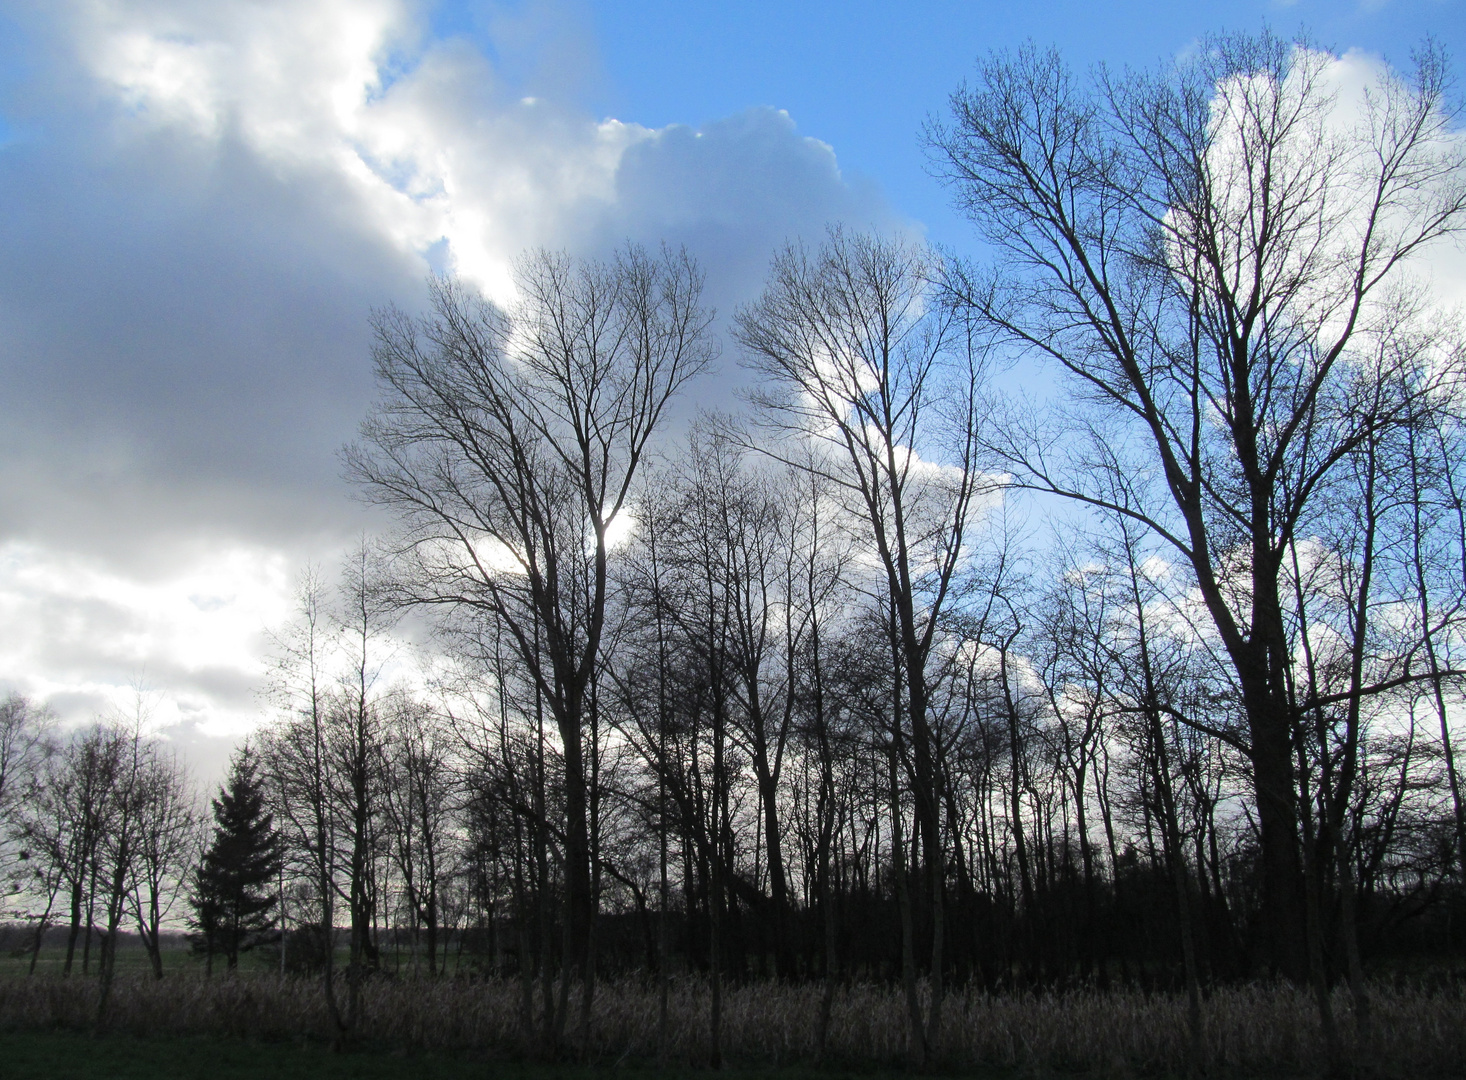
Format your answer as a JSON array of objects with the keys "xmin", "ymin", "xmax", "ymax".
[
  {"xmin": 0, "ymin": 695, "xmax": 195, "ymax": 1021},
  {"xmin": 4, "ymin": 28, "xmax": 1466, "ymax": 1073}
]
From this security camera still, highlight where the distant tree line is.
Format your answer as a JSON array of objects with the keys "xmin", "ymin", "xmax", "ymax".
[
  {"xmin": 3, "ymin": 27, "xmax": 1465, "ymax": 1074},
  {"xmin": 0, "ymin": 694, "xmax": 198, "ymax": 1024}
]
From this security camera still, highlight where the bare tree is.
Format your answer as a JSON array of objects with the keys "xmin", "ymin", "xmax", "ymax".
[
  {"xmin": 381, "ymin": 695, "xmax": 457, "ymax": 976},
  {"xmin": 94, "ymin": 714, "xmax": 151, "ymax": 1028},
  {"xmin": 0, "ymin": 694, "xmax": 54, "ymax": 867},
  {"xmin": 262, "ymin": 569, "xmax": 347, "ymax": 1036},
  {"xmin": 1, "ymin": 694, "xmax": 57, "ymax": 946},
  {"xmin": 736, "ymin": 228, "xmax": 991, "ymax": 1063},
  {"xmin": 260, "ymin": 556, "xmax": 393, "ymax": 1036},
  {"xmin": 348, "ymin": 243, "xmax": 714, "ymax": 1047},
  {"xmin": 928, "ymin": 32, "xmax": 1466, "ymax": 987},
  {"xmin": 40, "ymin": 725, "xmax": 125, "ymax": 978},
  {"xmin": 129, "ymin": 746, "xmax": 197, "ymax": 979},
  {"xmin": 1403, "ymin": 396, "xmax": 1466, "ymax": 882},
  {"xmin": 331, "ymin": 543, "xmax": 392, "ymax": 1029}
]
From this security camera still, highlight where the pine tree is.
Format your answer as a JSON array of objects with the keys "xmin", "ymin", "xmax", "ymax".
[{"xmin": 189, "ymin": 745, "xmax": 280, "ymax": 973}]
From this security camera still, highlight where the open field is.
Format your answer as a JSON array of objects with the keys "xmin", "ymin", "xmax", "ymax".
[
  {"xmin": 0, "ymin": 929, "xmax": 476, "ymax": 980},
  {"xmin": 1, "ymin": 971, "xmax": 1463, "ymax": 1077},
  {"xmin": 1, "ymin": 1031, "xmax": 994, "ymax": 1080},
  {"xmin": 0, "ymin": 940, "xmax": 192, "ymax": 980}
]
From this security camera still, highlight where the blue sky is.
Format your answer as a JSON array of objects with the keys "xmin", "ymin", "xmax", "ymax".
[
  {"xmin": 0, "ymin": 0, "xmax": 1459, "ymax": 776},
  {"xmin": 440, "ymin": 0, "xmax": 1465, "ymax": 251}
]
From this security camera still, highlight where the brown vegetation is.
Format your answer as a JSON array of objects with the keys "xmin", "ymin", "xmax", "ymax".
[{"xmin": 2, "ymin": 974, "xmax": 1463, "ymax": 1076}]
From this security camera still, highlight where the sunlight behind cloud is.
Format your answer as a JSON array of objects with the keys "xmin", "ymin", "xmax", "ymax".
[
  {"xmin": 73, "ymin": 0, "xmax": 657, "ymax": 304},
  {"xmin": 0, "ymin": 540, "xmax": 292, "ymax": 734},
  {"xmin": 0, "ymin": 0, "xmax": 900, "ymax": 756}
]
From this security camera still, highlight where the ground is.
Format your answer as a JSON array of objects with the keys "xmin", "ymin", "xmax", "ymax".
[{"xmin": 0, "ymin": 1031, "xmax": 1005, "ymax": 1080}]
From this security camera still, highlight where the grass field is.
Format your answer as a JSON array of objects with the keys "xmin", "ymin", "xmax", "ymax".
[
  {"xmin": 0, "ymin": 1031, "xmax": 998, "ymax": 1080},
  {"xmin": 0, "ymin": 942, "xmax": 191, "ymax": 979},
  {"xmin": 0, "ymin": 931, "xmax": 468, "ymax": 980},
  {"xmin": 2, "ymin": 936, "xmax": 1463, "ymax": 1078},
  {"xmin": 4, "ymin": 972, "xmax": 1462, "ymax": 1078}
]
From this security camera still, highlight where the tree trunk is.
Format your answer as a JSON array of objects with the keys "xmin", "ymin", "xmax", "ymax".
[
  {"xmin": 1241, "ymin": 657, "xmax": 1309, "ymax": 982},
  {"xmin": 889, "ymin": 729, "xmax": 924, "ymax": 1068},
  {"xmin": 63, "ymin": 879, "xmax": 82, "ymax": 976},
  {"xmin": 29, "ymin": 886, "xmax": 58, "ymax": 977}
]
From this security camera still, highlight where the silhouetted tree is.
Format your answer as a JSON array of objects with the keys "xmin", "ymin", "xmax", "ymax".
[
  {"xmin": 927, "ymin": 31, "xmax": 1466, "ymax": 1003},
  {"xmin": 348, "ymin": 243, "xmax": 715, "ymax": 1048},
  {"xmin": 190, "ymin": 746, "xmax": 281, "ymax": 973}
]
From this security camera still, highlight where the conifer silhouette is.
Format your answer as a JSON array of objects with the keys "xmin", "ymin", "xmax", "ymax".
[{"xmin": 189, "ymin": 745, "xmax": 280, "ymax": 972}]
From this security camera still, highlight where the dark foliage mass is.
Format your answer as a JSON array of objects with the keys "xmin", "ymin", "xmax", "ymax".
[{"xmin": 189, "ymin": 748, "xmax": 281, "ymax": 972}]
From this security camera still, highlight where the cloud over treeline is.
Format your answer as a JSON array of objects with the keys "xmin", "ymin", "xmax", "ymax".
[{"xmin": 0, "ymin": 0, "xmax": 902, "ymax": 749}]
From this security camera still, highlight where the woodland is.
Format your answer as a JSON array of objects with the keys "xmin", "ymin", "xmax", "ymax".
[{"xmin": 4, "ymin": 30, "xmax": 1466, "ymax": 1078}]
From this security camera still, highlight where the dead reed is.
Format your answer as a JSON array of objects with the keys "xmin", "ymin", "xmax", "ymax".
[{"xmin": 1, "ymin": 973, "xmax": 1460, "ymax": 1075}]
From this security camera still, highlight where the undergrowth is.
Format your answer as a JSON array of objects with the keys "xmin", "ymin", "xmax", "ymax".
[{"xmin": 0, "ymin": 975, "xmax": 1458, "ymax": 1077}]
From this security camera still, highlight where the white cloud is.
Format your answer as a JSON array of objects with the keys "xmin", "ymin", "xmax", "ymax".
[
  {"xmin": 0, "ymin": 0, "xmax": 903, "ymax": 742},
  {"xmin": 69, "ymin": 0, "xmax": 635, "ymax": 300},
  {"xmin": 0, "ymin": 538, "xmax": 291, "ymax": 733},
  {"xmin": 60, "ymin": 0, "xmax": 890, "ymax": 305}
]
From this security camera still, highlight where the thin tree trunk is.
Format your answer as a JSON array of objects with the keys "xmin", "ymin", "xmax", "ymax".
[
  {"xmin": 1125, "ymin": 532, "xmax": 1205, "ymax": 1070},
  {"xmin": 28, "ymin": 885, "xmax": 58, "ymax": 976},
  {"xmin": 709, "ymin": 697, "xmax": 725, "ymax": 1071},
  {"xmin": 63, "ymin": 879, "xmax": 82, "ymax": 977},
  {"xmin": 1154, "ymin": 730, "xmax": 1205, "ymax": 1073},
  {"xmin": 1299, "ymin": 783, "xmax": 1341, "ymax": 1073},
  {"xmin": 889, "ymin": 730, "xmax": 924, "ymax": 1068},
  {"xmin": 94, "ymin": 856, "xmax": 131, "ymax": 1033},
  {"xmin": 657, "ymin": 717, "xmax": 671, "ymax": 1066}
]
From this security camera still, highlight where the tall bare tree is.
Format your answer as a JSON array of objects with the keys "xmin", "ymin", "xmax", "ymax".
[
  {"xmin": 45, "ymin": 725, "xmax": 124, "ymax": 978},
  {"xmin": 263, "ymin": 570, "xmax": 347, "ymax": 1035},
  {"xmin": 347, "ymin": 243, "xmax": 715, "ymax": 1046},
  {"xmin": 94, "ymin": 715, "xmax": 151, "ymax": 1028},
  {"xmin": 331, "ymin": 543, "xmax": 392, "ymax": 1030},
  {"xmin": 928, "ymin": 31, "xmax": 1466, "ymax": 982},
  {"xmin": 736, "ymin": 228, "xmax": 992, "ymax": 1063},
  {"xmin": 381, "ymin": 695, "xmax": 457, "ymax": 976},
  {"xmin": 0, "ymin": 695, "xmax": 54, "ymax": 866},
  {"xmin": 129, "ymin": 745, "xmax": 196, "ymax": 979},
  {"xmin": 1, "ymin": 694, "xmax": 57, "ymax": 952}
]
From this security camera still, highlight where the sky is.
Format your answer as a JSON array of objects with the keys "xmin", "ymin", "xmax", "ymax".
[{"xmin": 0, "ymin": 0, "xmax": 1460, "ymax": 786}]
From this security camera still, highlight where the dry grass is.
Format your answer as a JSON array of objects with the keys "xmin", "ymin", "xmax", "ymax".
[{"xmin": 1, "ymin": 973, "xmax": 1461, "ymax": 1076}]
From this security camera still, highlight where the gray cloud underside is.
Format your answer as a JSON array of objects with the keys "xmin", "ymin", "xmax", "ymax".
[
  {"xmin": 0, "ymin": 1, "xmax": 905, "ymax": 740},
  {"xmin": 0, "ymin": 44, "xmax": 901, "ymax": 573}
]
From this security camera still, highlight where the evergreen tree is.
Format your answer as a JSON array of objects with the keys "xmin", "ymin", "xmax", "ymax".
[{"xmin": 189, "ymin": 745, "xmax": 280, "ymax": 973}]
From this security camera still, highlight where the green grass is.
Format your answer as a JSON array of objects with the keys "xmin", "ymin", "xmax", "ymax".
[
  {"xmin": 2, "ymin": 1032, "xmax": 497, "ymax": 1080},
  {"xmin": 0, "ymin": 940, "xmax": 474, "ymax": 980},
  {"xmin": 0, "ymin": 1031, "xmax": 1002, "ymax": 1080},
  {"xmin": 0, "ymin": 948, "xmax": 187, "ymax": 979}
]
